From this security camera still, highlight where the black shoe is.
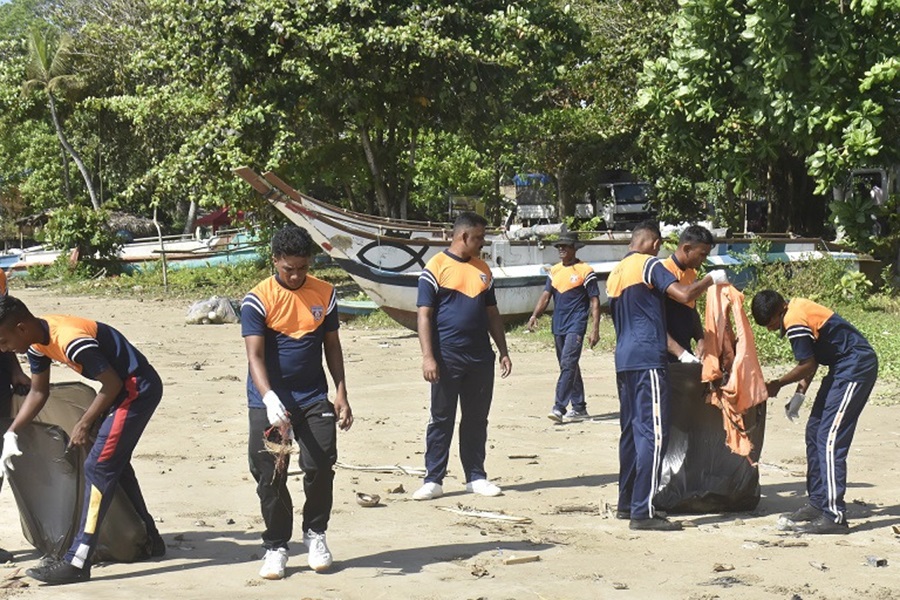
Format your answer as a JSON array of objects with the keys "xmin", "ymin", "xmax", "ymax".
[
  {"xmin": 796, "ymin": 514, "xmax": 849, "ymax": 535},
  {"xmin": 615, "ymin": 510, "xmax": 631, "ymax": 520},
  {"xmin": 26, "ymin": 559, "xmax": 90, "ymax": 585},
  {"xmin": 786, "ymin": 504, "xmax": 822, "ymax": 523},
  {"xmin": 0, "ymin": 548, "xmax": 12, "ymax": 563},
  {"xmin": 150, "ymin": 533, "xmax": 166, "ymax": 557},
  {"xmin": 629, "ymin": 516, "xmax": 682, "ymax": 531}
]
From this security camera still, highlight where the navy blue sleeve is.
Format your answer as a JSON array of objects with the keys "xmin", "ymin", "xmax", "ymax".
[
  {"xmin": 786, "ymin": 325, "xmax": 816, "ymax": 362},
  {"xmin": 645, "ymin": 257, "xmax": 678, "ymax": 294},
  {"xmin": 584, "ymin": 271, "xmax": 600, "ymax": 299},
  {"xmin": 241, "ymin": 292, "xmax": 267, "ymax": 337},
  {"xmin": 417, "ymin": 269, "xmax": 438, "ymax": 308},
  {"xmin": 543, "ymin": 275, "xmax": 553, "ymax": 293},
  {"xmin": 324, "ymin": 289, "xmax": 340, "ymax": 333},
  {"xmin": 64, "ymin": 338, "xmax": 110, "ymax": 379},
  {"xmin": 27, "ymin": 348, "xmax": 51, "ymax": 374}
]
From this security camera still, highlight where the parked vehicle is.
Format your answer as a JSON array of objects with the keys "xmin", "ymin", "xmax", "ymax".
[{"xmin": 594, "ymin": 182, "xmax": 656, "ymax": 231}]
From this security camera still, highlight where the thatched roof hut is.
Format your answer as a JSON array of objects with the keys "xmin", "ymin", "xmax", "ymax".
[{"xmin": 108, "ymin": 212, "xmax": 157, "ymax": 238}]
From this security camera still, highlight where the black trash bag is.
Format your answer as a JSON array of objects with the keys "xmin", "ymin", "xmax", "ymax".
[
  {"xmin": 655, "ymin": 363, "xmax": 767, "ymax": 514},
  {"xmin": 1, "ymin": 423, "xmax": 151, "ymax": 563}
]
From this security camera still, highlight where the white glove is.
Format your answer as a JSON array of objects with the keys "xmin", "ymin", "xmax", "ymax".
[
  {"xmin": 1, "ymin": 431, "xmax": 22, "ymax": 479},
  {"xmin": 678, "ymin": 350, "xmax": 701, "ymax": 364},
  {"xmin": 709, "ymin": 270, "xmax": 729, "ymax": 285},
  {"xmin": 784, "ymin": 393, "xmax": 805, "ymax": 422},
  {"xmin": 262, "ymin": 390, "xmax": 290, "ymax": 427}
]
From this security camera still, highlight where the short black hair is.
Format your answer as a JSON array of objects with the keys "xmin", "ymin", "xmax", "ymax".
[
  {"xmin": 0, "ymin": 295, "xmax": 33, "ymax": 328},
  {"xmin": 453, "ymin": 212, "xmax": 488, "ymax": 235},
  {"xmin": 632, "ymin": 219, "xmax": 661, "ymax": 240},
  {"xmin": 751, "ymin": 289, "xmax": 786, "ymax": 325},
  {"xmin": 271, "ymin": 225, "xmax": 314, "ymax": 258},
  {"xmin": 679, "ymin": 225, "xmax": 715, "ymax": 247}
]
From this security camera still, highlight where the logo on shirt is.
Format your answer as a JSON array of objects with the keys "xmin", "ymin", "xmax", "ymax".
[
  {"xmin": 570, "ymin": 274, "xmax": 580, "ymax": 284},
  {"xmin": 311, "ymin": 305, "xmax": 324, "ymax": 321},
  {"xmin": 479, "ymin": 274, "xmax": 488, "ymax": 286}
]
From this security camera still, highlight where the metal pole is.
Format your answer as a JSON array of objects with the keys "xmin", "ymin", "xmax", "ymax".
[{"xmin": 152, "ymin": 207, "xmax": 168, "ymax": 293}]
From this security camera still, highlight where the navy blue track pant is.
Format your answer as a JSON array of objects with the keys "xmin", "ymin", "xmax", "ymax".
[
  {"xmin": 806, "ymin": 356, "xmax": 877, "ymax": 522},
  {"xmin": 66, "ymin": 370, "xmax": 162, "ymax": 569},
  {"xmin": 424, "ymin": 355, "xmax": 494, "ymax": 485},
  {"xmin": 553, "ymin": 332, "xmax": 586, "ymax": 413},
  {"xmin": 616, "ymin": 368, "xmax": 669, "ymax": 519}
]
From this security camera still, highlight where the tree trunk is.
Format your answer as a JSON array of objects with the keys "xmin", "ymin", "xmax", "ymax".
[
  {"xmin": 769, "ymin": 153, "xmax": 826, "ymax": 236},
  {"xmin": 359, "ymin": 125, "xmax": 391, "ymax": 216},
  {"xmin": 48, "ymin": 93, "xmax": 100, "ymax": 210},
  {"xmin": 399, "ymin": 127, "xmax": 416, "ymax": 221},
  {"xmin": 556, "ymin": 164, "xmax": 575, "ymax": 220},
  {"xmin": 59, "ymin": 144, "xmax": 72, "ymax": 203},
  {"xmin": 182, "ymin": 200, "xmax": 197, "ymax": 234}
]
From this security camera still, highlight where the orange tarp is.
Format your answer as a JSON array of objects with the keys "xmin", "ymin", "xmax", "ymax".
[{"xmin": 701, "ymin": 285, "xmax": 768, "ymax": 457}]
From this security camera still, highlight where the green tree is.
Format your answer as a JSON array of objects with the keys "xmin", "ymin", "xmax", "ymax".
[
  {"xmin": 23, "ymin": 26, "xmax": 101, "ymax": 210},
  {"xmin": 639, "ymin": 0, "xmax": 900, "ymax": 235}
]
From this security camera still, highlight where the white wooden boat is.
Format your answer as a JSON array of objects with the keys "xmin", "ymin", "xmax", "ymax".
[{"xmin": 235, "ymin": 167, "xmax": 862, "ymax": 329}]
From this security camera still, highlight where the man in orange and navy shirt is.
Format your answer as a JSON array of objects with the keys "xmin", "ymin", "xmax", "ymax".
[
  {"xmin": 528, "ymin": 232, "xmax": 600, "ymax": 422},
  {"xmin": 242, "ymin": 225, "xmax": 352, "ymax": 579},
  {"xmin": 0, "ymin": 296, "xmax": 164, "ymax": 585},
  {"xmin": 607, "ymin": 220, "xmax": 726, "ymax": 531},
  {"xmin": 662, "ymin": 225, "xmax": 715, "ymax": 363},
  {"xmin": 752, "ymin": 290, "xmax": 877, "ymax": 534},
  {"xmin": 413, "ymin": 212, "xmax": 512, "ymax": 501}
]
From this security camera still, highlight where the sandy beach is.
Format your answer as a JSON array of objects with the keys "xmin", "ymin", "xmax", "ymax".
[{"xmin": 0, "ymin": 288, "xmax": 898, "ymax": 600}]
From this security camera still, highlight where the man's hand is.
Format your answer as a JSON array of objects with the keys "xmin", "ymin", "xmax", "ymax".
[
  {"xmin": 784, "ymin": 393, "xmax": 805, "ymax": 422},
  {"xmin": 709, "ymin": 270, "xmax": 729, "ymax": 285},
  {"xmin": 766, "ymin": 379, "xmax": 783, "ymax": 398},
  {"xmin": 678, "ymin": 349, "xmax": 701, "ymax": 364},
  {"xmin": 1, "ymin": 432, "xmax": 22, "ymax": 479},
  {"xmin": 11, "ymin": 371, "xmax": 31, "ymax": 395},
  {"xmin": 587, "ymin": 330, "xmax": 600, "ymax": 349},
  {"xmin": 499, "ymin": 355, "xmax": 512, "ymax": 378},
  {"xmin": 69, "ymin": 418, "xmax": 92, "ymax": 447},
  {"xmin": 422, "ymin": 356, "xmax": 440, "ymax": 383},
  {"xmin": 527, "ymin": 316, "xmax": 538, "ymax": 332},
  {"xmin": 335, "ymin": 395, "xmax": 353, "ymax": 431},
  {"xmin": 262, "ymin": 390, "xmax": 290, "ymax": 427}
]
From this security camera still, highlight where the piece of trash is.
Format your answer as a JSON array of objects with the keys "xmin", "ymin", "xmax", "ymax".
[
  {"xmin": 554, "ymin": 504, "xmax": 598, "ymax": 514},
  {"xmin": 438, "ymin": 505, "xmax": 533, "ymax": 524},
  {"xmin": 384, "ymin": 484, "xmax": 405, "ymax": 494},
  {"xmin": 335, "ymin": 461, "xmax": 426, "ymax": 476},
  {"xmin": 865, "ymin": 555, "xmax": 888, "ymax": 568},
  {"xmin": 809, "ymin": 561, "xmax": 828, "ymax": 571},
  {"xmin": 508, "ymin": 454, "xmax": 538, "ymax": 459},
  {"xmin": 471, "ymin": 564, "xmax": 490, "ymax": 577},
  {"xmin": 891, "ymin": 524, "xmax": 900, "ymax": 535},
  {"xmin": 611, "ymin": 582, "xmax": 629, "ymax": 590},
  {"xmin": 503, "ymin": 554, "xmax": 540, "ymax": 565},
  {"xmin": 776, "ymin": 516, "xmax": 796, "ymax": 531},
  {"xmin": 356, "ymin": 492, "xmax": 381, "ymax": 507},
  {"xmin": 713, "ymin": 563, "xmax": 735, "ymax": 572}
]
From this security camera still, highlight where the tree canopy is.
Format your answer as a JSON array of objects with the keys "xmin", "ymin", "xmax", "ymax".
[{"xmin": 0, "ymin": 0, "xmax": 897, "ymax": 247}]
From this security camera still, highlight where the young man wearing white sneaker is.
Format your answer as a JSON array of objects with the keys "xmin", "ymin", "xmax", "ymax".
[
  {"xmin": 242, "ymin": 226, "xmax": 353, "ymax": 579},
  {"xmin": 413, "ymin": 213, "xmax": 512, "ymax": 501}
]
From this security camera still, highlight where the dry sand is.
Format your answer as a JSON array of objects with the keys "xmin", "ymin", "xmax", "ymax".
[{"xmin": 1, "ymin": 289, "xmax": 898, "ymax": 600}]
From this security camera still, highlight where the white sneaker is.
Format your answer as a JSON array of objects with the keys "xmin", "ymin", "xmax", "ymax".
[
  {"xmin": 465, "ymin": 479, "xmax": 502, "ymax": 497},
  {"xmin": 259, "ymin": 547, "xmax": 288, "ymax": 580},
  {"xmin": 304, "ymin": 530, "xmax": 333, "ymax": 572},
  {"xmin": 412, "ymin": 482, "xmax": 444, "ymax": 501}
]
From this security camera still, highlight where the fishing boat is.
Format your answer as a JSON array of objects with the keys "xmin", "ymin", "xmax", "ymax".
[
  {"xmin": 0, "ymin": 228, "xmax": 259, "ymax": 273},
  {"xmin": 235, "ymin": 167, "xmax": 862, "ymax": 329}
]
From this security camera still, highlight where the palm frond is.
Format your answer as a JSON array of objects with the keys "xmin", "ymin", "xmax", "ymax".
[
  {"xmin": 25, "ymin": 27, "xmax": 51, "ymax": 83},
  {"xmin": 48, "ymin": 33, "xmax": 75, "ymax": 79}
]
